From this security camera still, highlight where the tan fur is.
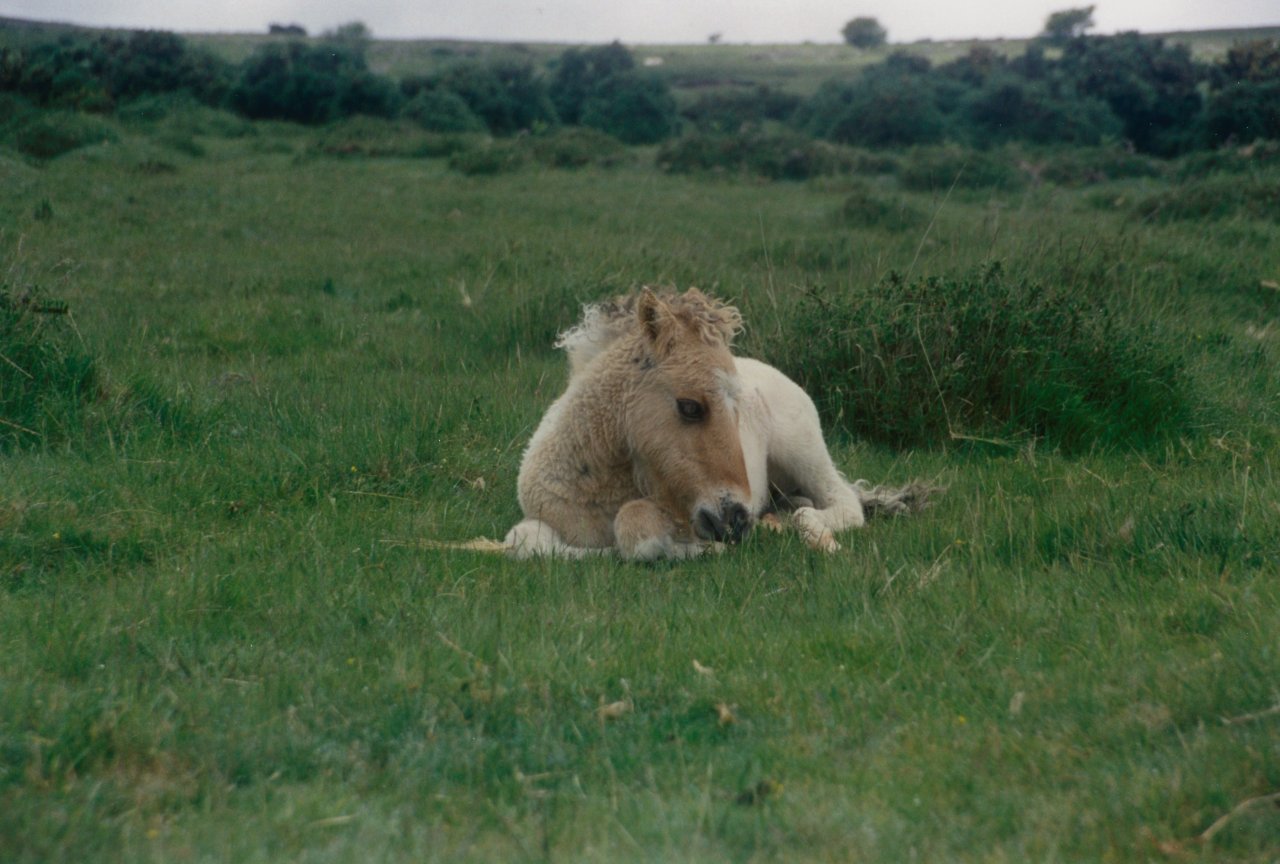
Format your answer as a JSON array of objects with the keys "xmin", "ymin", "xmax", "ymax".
[{"xmin": 512, "ymin": 287, "xmax": 752, "ymax": 558}]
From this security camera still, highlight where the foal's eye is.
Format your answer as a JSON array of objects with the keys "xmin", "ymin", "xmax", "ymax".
[{"xmin": 676, "ymin": 398, "xmax": 706, "ymax": 421}]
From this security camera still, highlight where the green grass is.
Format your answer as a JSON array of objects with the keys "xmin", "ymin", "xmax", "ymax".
[{"xmin": 2, "ymin": 114, "xmax": 1279, "ymax": 862}]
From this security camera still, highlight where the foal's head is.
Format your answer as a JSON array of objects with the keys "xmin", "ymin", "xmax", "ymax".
[{"xmin": 625, "ymin": 288, "xmax": 752, "ymax": 544}]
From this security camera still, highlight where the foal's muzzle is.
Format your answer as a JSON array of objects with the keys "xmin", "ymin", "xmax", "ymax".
[{"xmin": 693, "ymin": 499, "xmax": 752, "ymax": 544}]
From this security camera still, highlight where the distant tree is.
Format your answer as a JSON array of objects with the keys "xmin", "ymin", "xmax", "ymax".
[
  {"xmin": 268, "ymin": 23, "xmax": 308, "ymax": 36},
  {"xmin": 549, "ymin": 42, "xmax": 634, "ymax": 124},
  {"xmin": 229, "ymin": 39, "xmax": 397, "ymax": 123},
  {"xmin": 842, "ymin": 17, "xmax": 888, "ymax": 49},
  {"xmin": 548, "ymin": 42, "xmax": 679, "ymax": 142},
  {"xmin": 708, "ymin": 33, "xmax": 723, "ymax": 45},
  {"xmin": 437, "ymin": 60, "xmax": 556, "ymax": 135},
  {"xmin": 1041, "ymin": 6, "xmax": 1095, "ymax": 44},
  {"xmin": 325, "ymin": 21, "xmax": 372, "ymax": 43}
]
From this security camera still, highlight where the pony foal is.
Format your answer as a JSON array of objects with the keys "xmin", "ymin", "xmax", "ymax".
[{"xmin": 503, "ymin": 287, "xmax": 932, "ymax": 560}]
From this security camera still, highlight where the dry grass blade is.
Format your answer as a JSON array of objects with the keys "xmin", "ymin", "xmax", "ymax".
[{"xmin": 1198, "ymin": 792, "xmax": 1280, "ymax": 843}]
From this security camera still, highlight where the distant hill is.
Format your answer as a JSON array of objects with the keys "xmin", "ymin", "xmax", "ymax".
[{"xmin": 3, "ymin": 15, "xmax": 1279, "ymax": 99}]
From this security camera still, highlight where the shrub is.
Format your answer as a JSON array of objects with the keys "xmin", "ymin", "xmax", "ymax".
[
  {"xmin": 400, "ymin": 88, "xmax": 485, "ymax": 133},
  {"xmin": 1058, "ymin": 33, "xmax": 1204, "ymax": 156},
  {"xmin": 1203, "ymin": 81, "xmax": 1280, "ymax": 146},
  {"xmin": 796, "ymin": 72, "xmax": 946, "ymax": 148},
  {"xmin": 0, "ymin": 286, "xmax": 97, "ymax": 451},
  {"xmin": 680, "ymin": 86, "xmax": 801, "ymax": 133},
  {"xmin": 14, "ymin": 111, "xmax": 118, "ymax": 159},
  {"xmin": 579, "ymin": 71, "xmax": 679, "ymax": 144},
  {"xmin": 778, "ymin": 262, "xmax": 1194, "ymax": 451},
  {"xmin": 549, "ymin": 42, "xmax": 635, "ymax": 125},
  {"xmin": 436, "ymin": 60, "xmax": 556, "ymax": 136},
  {"xmin": 961, "ymin": 76, "xmax": 1120, "ymax": 146},
  {"xmin": 229, "ymin": 40, "xmax": 396, "ymax": 124}
]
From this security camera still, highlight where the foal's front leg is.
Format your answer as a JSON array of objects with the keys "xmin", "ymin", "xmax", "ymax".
[{"xmin": 614, "ymin": 499, "xmax": 707, "ymax": 561}]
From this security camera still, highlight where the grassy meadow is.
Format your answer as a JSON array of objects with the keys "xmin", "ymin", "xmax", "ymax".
[{"xmin": 3, "ymin": 75, "xmax": 1280, "ymax": 864}]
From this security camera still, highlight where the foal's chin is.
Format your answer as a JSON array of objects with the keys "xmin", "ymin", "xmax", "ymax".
[{"xmin": 691, "ymin": 495, "xmax": 754, "ymax": 544}]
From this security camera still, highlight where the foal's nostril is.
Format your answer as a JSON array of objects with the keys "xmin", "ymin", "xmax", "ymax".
[
  {"xmin": 724, "ymin": 502, "xmax": 752, "ymax": 543},
  {"xmin": 694, "ymin": 506, "xmax": 726, "ymax": 542}
]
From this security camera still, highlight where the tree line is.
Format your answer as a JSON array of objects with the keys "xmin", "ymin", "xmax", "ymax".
[{"xmin": 2, "ymin": 25, "xmax": 1278, "ymax": 155}]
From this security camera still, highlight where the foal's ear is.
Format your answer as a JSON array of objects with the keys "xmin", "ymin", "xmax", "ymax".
[{"xmin": 636, "ymin": 288, "xmax": 670, "ymax": 349}]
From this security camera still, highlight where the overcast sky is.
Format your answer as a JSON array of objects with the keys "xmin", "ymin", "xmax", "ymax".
[{"xmin": 3, "ymin": 0, "xmax": 1277, "ymax": 44}]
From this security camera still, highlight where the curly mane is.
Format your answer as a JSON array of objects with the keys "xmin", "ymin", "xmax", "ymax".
[{"xmin": 556, "ymin": 287, "xmax": 742, "ymax": 377}]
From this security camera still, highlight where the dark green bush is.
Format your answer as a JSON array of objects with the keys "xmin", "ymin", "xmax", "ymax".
[
  {"xmin": 14, "ymin": 111, "xmax": 118, "ymax": 158},
  {"xmin": 962, "ymin": 76, "xmax": 1120, "ymax": 146},
  {"xmin": 579, "ymin": 72, "xmax": 679, "ymax": 144},
  {"xmin": 229, "ymin": 40, "xmax": 398, "ymax": 124},
  {"xmin": 436, "ymin": 60, "xmax": 555, "ymax": 136},
  {"xmin": 778, "ymin": 263, "xmax": 1195, "ymax": 451},
  {"xmin": 0, "ymin": 30, "xmax": 232, "ymax": 111},
  {"xmin": 1058, "ymin": 33, "xmax": 1203, "ymax": 156},
  {"xmin": 898, "ymin": 145, "xmax": 1024, "ymax": 192},
  {"xmin": 0, "ymin": 286, "xmax": 97, "ymax": 451},
  {"xmin": 796, "ymin": 73, "xmax": 947, "ymax": 148},
  {"xmin": 548, "ymin": 42, "xmax": 635, "ymax": 125},
  {"xmin": 400, "ymin": 88, "xmax": 486, "ymax": 133},
  {"xmin": 1204, "ymin": 81, "xmax": 1280, "ymax": 146},
  {"xmin": 681, "ymin": 86, "xmax": 801, "ymax": 133}
]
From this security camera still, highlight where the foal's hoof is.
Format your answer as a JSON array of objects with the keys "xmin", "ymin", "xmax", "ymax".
[
  {"xmin": 759, "ymin": 513, "xmax": 785, "ymax": 533},
  {"xmin": 807, "ymin": 531, "xmax": 841, "ymax": 553}
]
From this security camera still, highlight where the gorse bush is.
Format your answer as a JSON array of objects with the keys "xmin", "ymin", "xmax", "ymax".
[
  {"xmin": 680, "ymin": 86, "xmax": 801, "ymax": 134},
  {"xmin": 230, "ymin": 40, "xmax": 399, "ymax": 124},
  {"xmin": 0, "ymin": 286, "xmax": 97, "ymax": 450},
  {"xmin": 400, "ymin": 87, "xmax": 486, "ymax": 133},
  {"xmin": 0, "ymin": 29, "xmax": 232, "ymax": 111},
  {"xmin": 779, "ymin": 263, "xmax": 1196, "ymax": 452},
  {"xmin": 433, "ymin": 60, "xmax": 555, "ymax": 136}
]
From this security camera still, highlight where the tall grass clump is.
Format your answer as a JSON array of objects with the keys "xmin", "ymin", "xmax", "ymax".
[
  {"xmin": 1133, "ymin": 173, "xmax": 1280, "ymax": 223},
  {"xmin": 12, "ymin": 111, "xmax": 119, "ymax": 159},
  {"xmin": 0, "ymin": 286, "xmax": 96, "ymax": 450},
  {"xmin": 779, "ymin": 263, "xmax": 1197, "ymax": 452},
  {"xmin": 656, "ymin": 130, "xmax": 857, "ymax": 180}
]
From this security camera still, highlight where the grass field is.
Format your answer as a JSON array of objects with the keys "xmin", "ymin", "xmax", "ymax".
[{"xmin": 2, "ymin": 92, "xmax": 1280, "ymax": 862}]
